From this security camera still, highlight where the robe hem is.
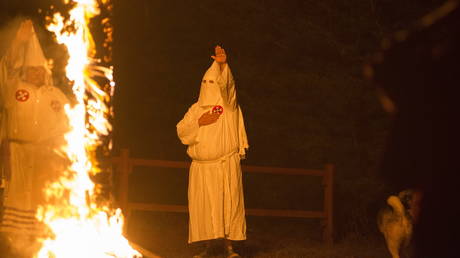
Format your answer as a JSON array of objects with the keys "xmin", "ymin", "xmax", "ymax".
[{"xmin": 188, "ymin": 235, "xmax": 247, "ymax": 244}]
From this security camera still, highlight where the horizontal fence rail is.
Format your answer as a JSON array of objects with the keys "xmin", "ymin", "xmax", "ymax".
[{"xmin": 112, "ymin": 149, "xmax": 334, "ymax": 244}]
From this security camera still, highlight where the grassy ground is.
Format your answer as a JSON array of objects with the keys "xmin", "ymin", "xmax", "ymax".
[{"xmin": 127, "ymin": 211, "xmax": 388, "ymax": 258}]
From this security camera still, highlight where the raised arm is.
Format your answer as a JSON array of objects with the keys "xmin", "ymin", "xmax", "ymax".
[{"xmin": 212, "ymin": 46, "xmax": 237, "ymax": 110}]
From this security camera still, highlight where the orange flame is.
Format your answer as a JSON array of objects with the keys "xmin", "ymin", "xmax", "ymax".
[{"xmin": 36, "ymin": 0, "xmax": 141, "ymax": 257}]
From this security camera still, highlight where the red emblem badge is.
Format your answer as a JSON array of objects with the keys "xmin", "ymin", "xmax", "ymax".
[
  {"xmin": 15, "ymin": 89, "xmax": 30, "ymax": 102},
  {"xmin": 212, "ymin": 105, "xmax": 224, "ymax": 115},
  {"xmin": 50, "ymin": 100, "xmax": 62, "ymax": 112}
]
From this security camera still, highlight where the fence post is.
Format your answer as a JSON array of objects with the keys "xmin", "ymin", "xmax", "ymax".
[
  {"xmin": 322, "ymin": 164, "xmax": 334, "ymax": 245},
  {"xmin": 119, "ymin": 148, "xmax": 131, "ymax": 232}
]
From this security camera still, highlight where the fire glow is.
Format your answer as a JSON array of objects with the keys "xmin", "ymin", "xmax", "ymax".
[{"xmin": 35, "ymin": 0, "xmax": 141, "ymax": 257}]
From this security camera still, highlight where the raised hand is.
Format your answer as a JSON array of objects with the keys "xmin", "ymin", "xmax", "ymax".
[
  {"xmin": 211, "ymin": 45, "xmax": 227, "ymax": 64},
  {"xmin": 198, "ymin": 111, "xmax": 220, "ymax": 127}
]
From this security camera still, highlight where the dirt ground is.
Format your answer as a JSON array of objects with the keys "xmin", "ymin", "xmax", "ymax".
[{"xmin": 127, "ymin": 211, "xmax": 389, "ymax": 258}]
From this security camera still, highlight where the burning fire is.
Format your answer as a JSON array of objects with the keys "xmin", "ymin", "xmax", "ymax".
[{"xmin": 35, "ymin": 0, "xmax": 141, "ymax": 257}]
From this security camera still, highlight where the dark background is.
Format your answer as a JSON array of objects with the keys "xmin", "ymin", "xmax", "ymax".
[{"xmin": 0, "ymin": 0, "xmax": 442, "ymax": 238}]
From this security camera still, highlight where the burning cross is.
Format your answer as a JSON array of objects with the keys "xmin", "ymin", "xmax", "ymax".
[{"xmin": 15, "ymin": 89, "xmax": 30, "ymax": 102}]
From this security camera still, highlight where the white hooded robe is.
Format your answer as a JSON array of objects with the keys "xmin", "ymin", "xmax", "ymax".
[
  {"xmin": 0, "ymin": 24, "xmax": 69, "ymax": 235},
  {"xmin": 177, "ymin": 61, "xmax": 249, "ymax": 243}
]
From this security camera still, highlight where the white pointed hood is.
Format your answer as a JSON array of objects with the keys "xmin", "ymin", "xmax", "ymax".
[
  {"xmin": 198, "ymin": 61, "xmax": 223, "ymax": 107},
  {"xmin": 10, "ymin": 25, "xmax": 50, "ymax": 70},
  {"xmin": 23, "ymin": 26, "xmax": 49, "ymax": 69},
  {"xmin": 9, "ymin": 23, "xmax": 53, "ymax": 84}
]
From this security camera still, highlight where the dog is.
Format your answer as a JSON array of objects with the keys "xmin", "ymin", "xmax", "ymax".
[{"xmin": 377, "ymin": 189, "xmax": 422, "ymax": 258}]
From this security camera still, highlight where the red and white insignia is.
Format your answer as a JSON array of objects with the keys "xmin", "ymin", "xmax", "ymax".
[
  {"xmin": 50, "ymin": 100, "xmax": 62, "ymax": 112},
  {"xmin": 15, "ymin": 89, "xmax": 30, "ymax": 102},
  {"xmin": 212, "ymin": 105, "xmax": 224, "ymax": 115}
]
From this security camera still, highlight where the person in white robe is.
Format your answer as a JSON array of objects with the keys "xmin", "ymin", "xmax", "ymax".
[
  {"xmin": 177, "ymin": 46, "xmax": 249, "ymax": 258},
  {"xmin": 0, "ymin": 19, "xmax": 69, "ymax": 256}
]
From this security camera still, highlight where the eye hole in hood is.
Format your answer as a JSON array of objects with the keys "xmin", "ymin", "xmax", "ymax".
[{"xmin": 198, "ymin": 61, "xmax": 222, "ymax": 106}]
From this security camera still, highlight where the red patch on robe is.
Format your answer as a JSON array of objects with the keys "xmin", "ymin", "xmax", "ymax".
[
  {"xmin": 15, "ymin": 89, "xmax": 30, "ymax": 102},
  {"xmin": 212, "ymin": 105, "xmax": 224, "ymax": 114}
]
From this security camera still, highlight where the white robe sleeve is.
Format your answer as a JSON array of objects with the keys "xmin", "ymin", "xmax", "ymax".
[
  {"xmin": 238, "ymin": 106, "xmax": 249, "ymax": 158},
  {"xmin": 51, "ymin": 87, "xmax": 71, "ymax": 138},
  {"xmin": 177, "ymin": 103, "xmax": 201, "ymax": 145},
  {"xmin": 216, "ymin": 64, "xmax": 237, "ymax": 111}
]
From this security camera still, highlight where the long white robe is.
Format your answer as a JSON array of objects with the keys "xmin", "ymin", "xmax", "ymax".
[
  {"xmin": 0, "ymin": 50, "xmax": 69, "ymax": 235},
  {"xmin": 177, "ymin": 63, "xmax": 249, "ymax": 243}
]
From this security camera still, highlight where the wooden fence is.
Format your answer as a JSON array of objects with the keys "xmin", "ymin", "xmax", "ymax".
[{"xmin": 112, "ymin": 149, "xmax": 334, "ymax": 244}]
